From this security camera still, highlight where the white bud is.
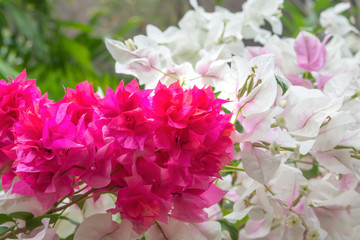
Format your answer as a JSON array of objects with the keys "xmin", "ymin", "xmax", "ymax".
[
  {"xmin": 306, "ymin": 229, "xmax": 320, "ymax": 240},
  {"xmin": 299, "ymin": 184, "xmax": 311, "ymax": 196},
  {"xmin": 273, "ymin": 116, "xmax": 286, "ymax": 130},
  {"xmin": 269, "ymin": 141, "xmax": 280, "ymax": 155},
  {"xmin": 286, "ymin": 214, "xmax": 301, "ymax": 228},
  {"xmin": 279, "ymin": 100, "xmax": 287, "ymax": 108},
  {"xmin": 124, "ymin": 39, "xmax": 137, "ymax": 51}
]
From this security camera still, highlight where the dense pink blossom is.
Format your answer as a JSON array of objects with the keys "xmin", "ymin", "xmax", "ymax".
[
  {"xmin": 0, "ymin": 72, "xmax": 235, "ymax": 232},
  {"xmin": 107, "ymin": 81, "xmax": 234, "ymax": 230},
  {"xmin": 0, "ymin": 70, "xmax": 44, "ymax": 172},
  {"xmin": 109, "ymin": 180, "xmax": 170, "ymax": 234}
]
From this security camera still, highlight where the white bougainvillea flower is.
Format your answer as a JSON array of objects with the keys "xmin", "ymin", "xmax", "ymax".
[
  {"xmin": 280, "ymin": 86, "xmax": 342, "ymax": 140},
  {"xmin": 219, "ymin": 54, "xmax": 277, "ymax": 119},
  {"xmin": 195, "ymin": 46, "xmax": 231, "ymax": 87},
  {"xmin": 236, "ymin": 188, "xmax": 285, "ymax": 239},
  {"xmin": 145, "ymin": 218, "xmax": 222, "ymax": 240},
  {"xmin": 265, "ymin": 35, "xmax": 302, "ymax": 76},
  {"xmin": 238, "ymin": 142, "xmax": 281, "ymax": 184},
  {"xmin": 320, "ymin": 3, "xmax": 359, "ymax": 36},
  {"xmin": 146, "ymin": 24, "xmax": 201, "ymax": 65},
  {"xmin": 313, "ymin": 112, "xmax": 356, "ymax": 151},
  {"xmin": 187, "ymin": 0, "xmax": 244, "ymax": 51},
  {"xmin": 323, "ymin": 71, "xmax": 358, "ymax": 98},
  {"xmin": 55, "ymin": 204, "xmax": 83, "ymax": 239},
  {"xmin": 306, "ymin": 174, "xmax": 360, "ymax": 239},
  {"xmin": 231, "ymin": 107, "xmax": 283, "ymax": 143},
  {"xmin": 241, "ymin": 0, "xmax": 283, "ymax": 43},
  {"xmin": 269, "ymin": 164, "xmax": 308, "ymax": 205},
  {"xmin": 105, "ymin": 37, "xmax": 163, "ymax": 87},
  {"xmin": 74, "ymin": 213, "xmax": 139, "ymax": 240},
  {"xmin": 0, "ymin": 191, "xmax": 43, "ymax": 216},
  {"xmin": 17, "ymin": 218, "xmax": 59, "ymax": 240},
  {"xmin": 82, "ymin": 194, "xmax": 116, "ymax": 218}
]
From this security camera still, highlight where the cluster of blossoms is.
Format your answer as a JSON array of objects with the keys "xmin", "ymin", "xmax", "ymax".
[
  {"xmin": 103, "ymin": 1, "xmax": 360, "ymax": 240},
  {"xmin": 2, "ymin": 0, "xmax": 360, "ymax": 239},
  {"xmin": 0, "ymin": 70, "xmax": 234, "ymax": 237}
]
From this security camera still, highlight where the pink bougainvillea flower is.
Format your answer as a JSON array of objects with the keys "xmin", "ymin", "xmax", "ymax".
[
  {"xmin": 0, "ymin": 70, "xmax": 44, "ymax": 172},
  {"xmin": 294, "ymin": 31, "xmax": 331, "ymax": 72},
  {"xmin": 109, "ymin": 181, "xmax": 170, "ymax": 234},
  {"xmin": 244, "ymin": 46, "xmax": 279, "ymax": 66},
  {"xmin": 101, "ymin": 79, "xmax": 154, "ymax": 151},
  {"xmin": 4, "ymin": 99, "xmax": 87, "ymax": 209},
  {"xmin": 0, "ymin": 72, "xmax": 235, "ymax": 233},
  {"xmin": 74, "ymin": 213, "xmax": 139, "ymax": 240},
  {"xmin": 61, "ymin": 81, "xmax": 102, "ymax": 126},
  {"xmin": 286, "ymin": 74, "xmax": 313, "ymax": 88},
  {"xmin": 170, "ymin": 183, "xmax": 226, "ymax": 223}
]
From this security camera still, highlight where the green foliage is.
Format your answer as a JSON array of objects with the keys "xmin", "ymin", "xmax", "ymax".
[
  {"xmin": 61, "ymin": 233, "xmax": 74, "ymax": 240},
  {"xmin": 301, "ymin": 162, "xmax": 320, "ymax": 179},
  {"xmin": 235, "ymin": 120, "xmax": 245, "ymax": 133},
  {"xmin": 8, "ymin": 212, "xmax": 34, "ymax": 221},
  {"xmin": 0, "ymin": 0, "xmax": 140, "ymax": 100},
  {"xmin": 217, "ymin": 218, "xmax": 239, "ymax": 240},
  {"xmin": 0, "ymin": 225, "xmax": 15, "ymax": 237},
  {"xmin": 0, "ymin": 214, "xmax": 14, "ymax": 225},
  {"xmin": 26, "ymin": 214, "xmax": 60, "ymax": 231},
  {"xmin": 281, "ymin": 0, "xmax": 344, "ymax": 37},
  {"xmin": 275, "ymin": 75, "xmax": 289, "ymax": 95}
]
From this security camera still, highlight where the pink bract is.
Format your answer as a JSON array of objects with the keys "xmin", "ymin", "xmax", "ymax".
[
  {"xmin": 1, "ymin": 72, "xmax": 235, "ymax": 232},
  {"xmin": 294, "ymin": 31, "xmax": 331, "ymax": 72},
  {"xmin": 0, "ymin": 70, "xmax": 44, "ymax": 172}
]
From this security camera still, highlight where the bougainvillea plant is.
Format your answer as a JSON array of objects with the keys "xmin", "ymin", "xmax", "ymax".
[{"xmin": 1, "ymin": 0, "xmax": 360, "ymax": 240}]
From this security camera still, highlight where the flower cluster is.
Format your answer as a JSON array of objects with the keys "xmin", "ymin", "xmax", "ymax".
[
  {"xmin": 103, "ymin": 1, "xmax": 360, "ymax": 239},
  {"xmin": 0, "ymin": 71, "xmax": 234, "ymax": 234},
  {"xmin": 2, "ymin": 0, "xmax": 360, "ymax": 239}
]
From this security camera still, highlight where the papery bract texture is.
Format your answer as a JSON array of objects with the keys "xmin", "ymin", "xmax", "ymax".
[{"xmin": 294, "ymin": 31, "xmax": 329, "ymax": 72}]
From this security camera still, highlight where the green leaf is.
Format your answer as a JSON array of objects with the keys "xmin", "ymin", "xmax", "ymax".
[
  {"xmin": 8, "ymin": 211, "xmax": 34, "ymax": 221},
  {"xmin": 60, "ymin": 36, "xmax": 92, "ymax": 71},
  {"xmin": 26, "ymin": 214, "xmax": 60, "ymax": 231},
  {"xmin": 314, "ymin": 0, "xmax": 333, "ymax": 13},
  {"xmin": 0, "ymin": 214, "xmax": 14, "ymax": 225},
  {"xmin": 235, "ymin": 215, "xmax": 249, "ymax": 227},
  {"xmin": 115, "ymin": 16, "xmax": 143, "ymax": 39},
  {"xmin": 61, "ymin": 233, "xmax": 74, "ymax": 240},
  {"xmin": 235, "ymin": 120, "xmax": 245, "ymax": 133},
  {"xmin": 54, "ymin": 20, "xmax": 92, "ymax": 34},
  {"xmin": 0, "ymin": 226, "xmax": 8, "ymax": 235},
  {"xmin": 5, "ymin": 3, "xmax": 46, "ymax": 57},
  {"xmin": 0, "ymin": 225, "xmax": 15, "ymax": 237},
  {"xmin": 70, "ymin": 194, "xmax": 86, "ymax": 210},
  {"xmin": 59, "ymin": 216, "xmax": 80, "ymax": 226},
  {"xmin": 0, "ymin": 59, "xmax": 18, "ymax": 79},
  {"xmin": 275, "ymin": 75, "xmax": 288, "ymax": 95},
  {"xmin": 301, "ymin": 163, "xmax": 319, "ymax": 179},
  {"xmin": 217, "ymin": 219, "xmax": 239, "ymax": 240}
]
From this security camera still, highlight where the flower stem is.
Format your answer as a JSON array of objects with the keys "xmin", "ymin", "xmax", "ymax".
[
  {"xmin": 264, "ymin": 184, "xmax": 275, "ymax": 196},
  {"xmin": 224, "ymin": 165, "xmax": 245, "ymax": 171},
  {"xmin": 46, "ymin": 188, "xmax": 96, "ymax": 214},
  {"xmin": 155, "ymin": 221, "xmax": 169, "ymax": 240}
]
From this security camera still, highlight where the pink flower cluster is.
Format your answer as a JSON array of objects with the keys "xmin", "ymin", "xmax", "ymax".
[{"xmin": 0, "ymin": 70, "xmax": 234, "ymax": 233}]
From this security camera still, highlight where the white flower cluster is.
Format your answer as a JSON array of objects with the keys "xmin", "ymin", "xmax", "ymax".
[{"xmin": 103, "ymin": 1, "xmax": 360, "ymax": 239}]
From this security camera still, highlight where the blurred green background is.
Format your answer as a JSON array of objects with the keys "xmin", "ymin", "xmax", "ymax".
[{"xmin": 0, "ymin": 0, "xmax": 357, "ymax": 100}]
